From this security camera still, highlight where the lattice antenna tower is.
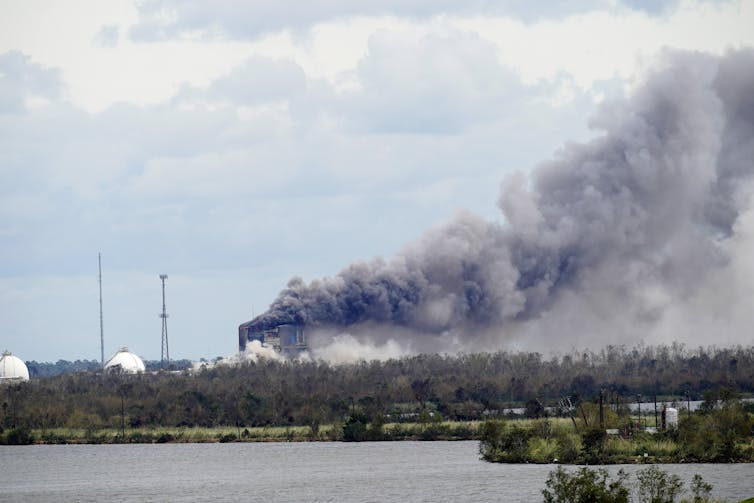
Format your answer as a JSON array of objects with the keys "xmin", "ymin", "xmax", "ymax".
[
  {"xmin": 160, "ymin": 274, "xmax": 170, "ymax": 368},
  {"xmin": 98, "ymin": 252, "xmax": 104, "ymax": 368}
]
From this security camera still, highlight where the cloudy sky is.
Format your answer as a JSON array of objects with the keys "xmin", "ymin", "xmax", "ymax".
[{"xmin": 1, "ymin": 0, "xmax": 753, "ymax": 362}]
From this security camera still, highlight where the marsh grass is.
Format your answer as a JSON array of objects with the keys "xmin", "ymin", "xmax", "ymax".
[
  {"xmin": 526, "ymin": 437, "xmax": 559, "ymax": 463},
  {"xmin": 600, "ymin": 436, "xmax": 678, "ymax": 463},
  {"xmin": 37, "ymin": 425, "xmax": 315, "ymax": 443},
  {"xmin": 33, "ymin": 421, "xmax": 482, "ymax": 444}
]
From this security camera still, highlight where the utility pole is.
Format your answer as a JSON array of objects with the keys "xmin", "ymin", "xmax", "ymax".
[
  {"xmin": 686, "ymin": 390, "xmax": 691, "ymax": 418},
  {"xmin": 160, "ymin": 274, "xmax": 169, "ymax": 368},
  {"xmin": 98, "ymin": 252, "xmax": 104, "ymax": 368},
  {"xmin": 120, "ymin": 392, "xmax": 125, "ymax": 438},
  {"xmin": 654, "ymin": 394, "xmax": 658, "ymax": 428},
  {"xmin": 599, "ymin": 389, "xmax": 604, "ymax": 429}
]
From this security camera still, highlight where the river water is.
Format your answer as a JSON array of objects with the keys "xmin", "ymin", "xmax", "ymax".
[{"xmin": 1, "ymin": 441, "xmax": 752, "ymax": 502}]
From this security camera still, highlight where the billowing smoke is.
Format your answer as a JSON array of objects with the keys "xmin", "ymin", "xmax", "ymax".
[{"xmin": 249, "ymin": 49, "xmax": 754, "ymax": 359}]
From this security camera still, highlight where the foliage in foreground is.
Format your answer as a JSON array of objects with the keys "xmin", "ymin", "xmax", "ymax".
[
  {"xmin": 543, "ymin": 466, "xmax": 629, "ymax": 503},
  {"xmin": 543, "ymin": 466, "xmax": 715, "ymax": 503}
]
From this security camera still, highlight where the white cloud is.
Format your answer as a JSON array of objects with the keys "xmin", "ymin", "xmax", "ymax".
[
  {"xmin": 93, "ymin": 25, "xmax": 120, "ymax": 48},
  {"xmin": 328, "ymin": 28, "xmax": 523, "ymax": 134},
  {"xmin": 127, "ymin": 0, "xmax": 610, "ymax": 41},
  {"xmin": 454, "ymin": 0, "xmax": 754, "ymax": 91},
  {"xmin": 0, "ymin": 51, "xmax": 61, "ymax": 113},
  {"xmin": 201, "ymin": 56, "xmax": 308, "ymax": 106},
  {"xmin": 3, "ymin": 1, "xmax": 751, "ymax": 113}
]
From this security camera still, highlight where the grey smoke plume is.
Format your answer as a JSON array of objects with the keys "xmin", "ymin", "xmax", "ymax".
[{"xmin": 249, "ymin": 49, "xmax": 754, "ymax": 355}]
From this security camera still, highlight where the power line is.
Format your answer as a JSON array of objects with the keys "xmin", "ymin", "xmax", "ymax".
[{"xmin": 99, "ymin": 252, "xmax": 104, "ymax": 368}]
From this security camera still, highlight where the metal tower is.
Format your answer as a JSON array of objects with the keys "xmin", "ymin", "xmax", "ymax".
[
  {"xmin": 160, "ymin": 274, "xmax": 170, "ymax": 368},
  {"xmin": 98, "ymin": 252, "xmax": 104, "ymax": 368}
]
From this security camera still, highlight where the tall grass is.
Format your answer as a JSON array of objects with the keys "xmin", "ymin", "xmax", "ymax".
[{"xmin": 33, "ymin": 420, "xmax": 484, "ymax": 444}]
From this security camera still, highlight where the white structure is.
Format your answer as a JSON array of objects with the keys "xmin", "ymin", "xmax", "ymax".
[
  {"xmin": 0, "ymin": 351, "xmax": 30, "ymax": 382},
  {"xmin": 666, "ymin": 407, "xmax": 679, "ymax": 429},
  {"xmin": 104, "ymin": 347, "xmax": 145, "ymax": 374}
]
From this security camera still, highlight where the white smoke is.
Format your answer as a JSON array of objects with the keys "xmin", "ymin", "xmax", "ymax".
[
  {"xmin": 241, "ymin": 339, "xmax": 287, "ymax": 362},
  {"xmin": 193, "ymin": 339, "xmax": 288, "ymax": 370},
  {"xmin": 309, "ymin": 331, "xmax": 410, "ymax": 364}
]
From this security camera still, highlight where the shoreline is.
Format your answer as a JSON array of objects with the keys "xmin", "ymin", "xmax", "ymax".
[
  {"xmin": 4, "ymin": 425, "xmax": 754, "ymax": 466},
  {"xmin": 4, "ymin": 421, "xmax": 481, "ymax": 445}
]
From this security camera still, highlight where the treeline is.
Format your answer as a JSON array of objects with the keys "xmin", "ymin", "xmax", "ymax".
[
  {"xmin": 26, "ymin": 359, "xmax": 194, "ymax": 377},
  {"xmin": 3, "ymin": 344, "xmax": 754, "ymax": 432},
  {"xmin": 26, "ymin": 359, "xmax": 101, "ymax": 377}
]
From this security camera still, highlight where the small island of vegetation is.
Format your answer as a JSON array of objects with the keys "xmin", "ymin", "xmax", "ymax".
[{"xmin": 479, "ymin": 390, "xmax": 754, "ymax": 464}]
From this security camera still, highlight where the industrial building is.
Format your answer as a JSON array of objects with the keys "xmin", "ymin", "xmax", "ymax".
[
  {"xmin": 0, "ymin": 351, "xmax": 29, "ymax": 382},
  {"xmin": 238, "ymin": 322, "xmax": 307, "ymax": 357}
]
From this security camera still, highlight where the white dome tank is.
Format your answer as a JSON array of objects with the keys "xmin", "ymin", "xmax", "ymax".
[
  {"xmin": 0, "ymin": 351, "xmax": 30, "ymax": 382},
  {"xmin": 104, "ymin": 347, "xmax": 145, "ymax": 374}
]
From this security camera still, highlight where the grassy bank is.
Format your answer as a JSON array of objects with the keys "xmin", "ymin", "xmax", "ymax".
[
  {"xmin": 5, "ymin": 420, "xmax": 482, "ymax": 445},
  {"xmin": 32, "ymin": 425, "xmax": 320, "ymax": 444},
  {"xmin": 483, "ymin": 425, "xmax": 754, "ymax": 464}
]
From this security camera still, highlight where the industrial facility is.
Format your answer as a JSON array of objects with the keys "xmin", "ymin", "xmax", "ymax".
[{"xmin": 238, "ymin": 322, "xmax": 307, "ymax": 357}]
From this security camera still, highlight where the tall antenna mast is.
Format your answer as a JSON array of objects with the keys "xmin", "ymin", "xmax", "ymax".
[
  {"xmin": 160, "ymin": 274, "xmax": 169, "ymax": 368},
  {"xmin": 98, "ymin": 252, "xmax": 104, "ymax": 368}
]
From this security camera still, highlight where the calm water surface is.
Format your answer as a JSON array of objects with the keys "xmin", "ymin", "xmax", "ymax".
[{"xmin": 1, "ymin": 441, "xmax": 752, "ymax": 502}]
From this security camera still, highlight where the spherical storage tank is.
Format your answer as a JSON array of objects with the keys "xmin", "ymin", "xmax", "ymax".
[
  {"xmin": 0, "ymin": 351, "xmax": 30, "ymax": 382},
  {"xmin": 104, "ymin": 347, "xmax": 145, "ymax": 374}
]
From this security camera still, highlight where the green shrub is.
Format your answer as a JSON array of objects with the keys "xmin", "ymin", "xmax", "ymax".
[
  {"xmin": 365, "ymin": 413, "xmax": 386, "ymax": 441},
  {"xmin": 448, "ymin": 423, "xmax": 475, "ymax": 440},
  {"xmin": 690, "ymin": 474, "xmax": 712, "ymax": 503},
  {"xmin": 419, "ymin": 423, "xmax": 450, "ymax": 441},
  {"xmin": 479, "ymin": 419, "xmax": 506, "ymax": 459},
  {"xmin": 342, "ymin": 413, "xmax": 368, "ymax": 442},
  {"xmin": 554, "ymin": 432, "xmax": 581, "ymax": 463},
  {"xmin": 127, "ymin": 431, "xmax": 154, "ymax": 443},
  {"xmin": 542, "ymin": 466, "xmax": 713, "ymax": 503},
  {"xmin": 526, "ymin": 437, "xmax": 559, "ymax": 463},
  {"xmin": 635, "ymin": 465, "xmax": 683, "ymax": 503},
  {"xmin": 478, "ymin": 419, "xmax": 533, "ymax": 462},
  {"xmin": 156, "ymin": 432, "xmax": 174, "ymax": 443},
  {"xmin": 582, "ymin": 426, "xmax": 607, "ymax": 462},
  {"xmin": 4, "ymin": 427, "xmax": 35, "ymax": 445},
  {"xmin": 40, "ymin": 431, "xmax": 67, "ymax": 444},
  {"xmin": 542, "ymin": 466, "xmax": 629, "ymax": 503}
]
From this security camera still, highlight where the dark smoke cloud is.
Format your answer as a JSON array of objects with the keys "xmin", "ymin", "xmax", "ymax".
[{"xmin": 248, "ymin": 49, "xmax": 754, "ymax": 355}]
